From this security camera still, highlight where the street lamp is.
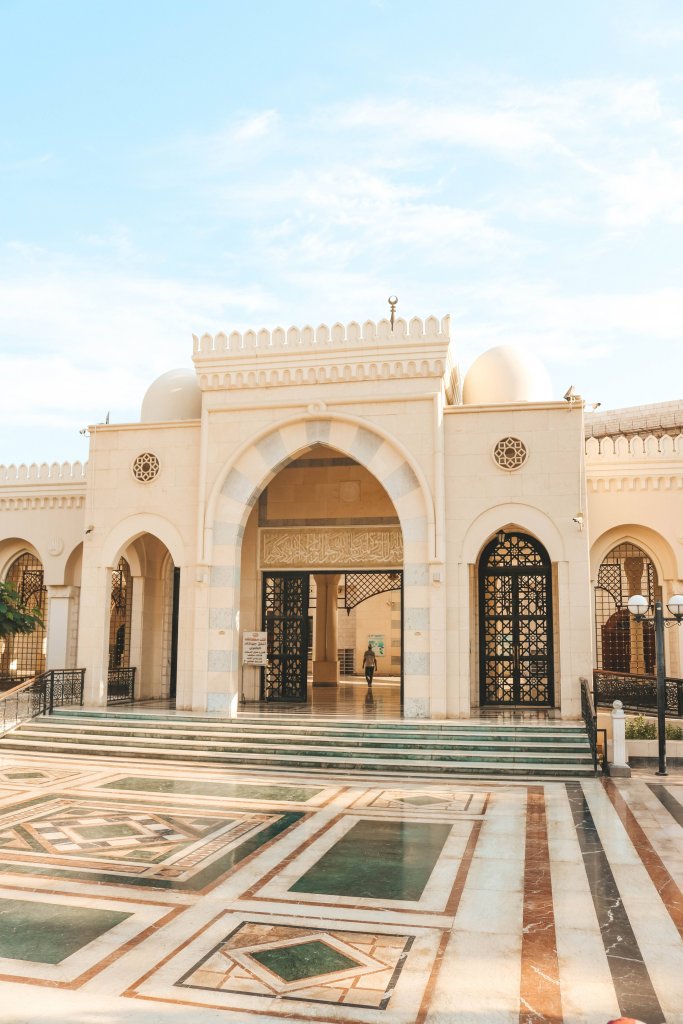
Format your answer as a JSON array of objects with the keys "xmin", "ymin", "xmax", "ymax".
[{"xmin": 627, "ymin": 593, "xmax": 683, "ymax": 775}]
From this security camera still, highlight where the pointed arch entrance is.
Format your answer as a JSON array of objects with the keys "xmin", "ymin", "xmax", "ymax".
[
  {"xmin": 207, "ymin": 415, "xmax": 434, "ymax": 718},
  {"xmin": 478, "ymin": 531, "xmax": 554, "ymax": 707}
]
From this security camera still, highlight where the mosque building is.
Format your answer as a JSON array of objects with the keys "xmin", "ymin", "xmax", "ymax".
[{"xmin": 0, "ymin": 314, "xmax": 681, "ymax": 722}]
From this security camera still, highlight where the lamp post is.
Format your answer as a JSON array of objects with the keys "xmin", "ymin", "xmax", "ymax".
[{"xmin": 627, "ymin": 593, "xmax": 683, "ymax": 776}]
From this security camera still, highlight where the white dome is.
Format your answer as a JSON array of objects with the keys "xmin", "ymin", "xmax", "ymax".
[
  {"xmin": 140, "ymin": 368, "xmax": 202, "ymax": 423},
  {"xmin": 462, "ymin": 346, "xmax": 553, "ymax": 405}
]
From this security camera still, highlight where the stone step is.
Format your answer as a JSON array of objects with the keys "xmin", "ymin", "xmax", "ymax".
[
  {"xmin": 52, "ymin": 709, "xmax": 587, "ymax": 735},
  {"xmin": 0, "ymin": 736, "xmax": 595, "ymax": 777},
  {"xmin": 5, "ymin": 710, "xmax": 596, "ymax": 779},
  {"xmin": 21, "ymin": 721, "xmax": 591, "ymax": 752},
  {"xmin": 3, "ymin": 728, "xmax": 593, "ymax": 763}
]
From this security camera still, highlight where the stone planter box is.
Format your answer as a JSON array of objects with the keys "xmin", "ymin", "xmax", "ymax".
[{"xmin": 625, "ymin": 738, "xmax": 683, "ymax": 765}]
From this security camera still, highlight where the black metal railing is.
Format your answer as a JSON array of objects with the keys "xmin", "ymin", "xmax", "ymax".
[
  {"xmin": 594, "ymin": 669, "xmax": 683, "ymax": 718},
  {"xmin": 0, "ymin": 669, "xmax": 85, "ymax": 736},
  {"xmin": 581, "ymin": 676, "xmax": 599, "ymax": 773},
  {"xmin": 107, "ymin": 667, "xmax": 136, "ymax": 704}
]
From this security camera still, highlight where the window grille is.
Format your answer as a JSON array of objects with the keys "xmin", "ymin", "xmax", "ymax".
[
  {"xmin": 109, "ymin": 557, "xmax": 132, "ymax": 669},
  {"xmin": 337, "ymin": 648, "xmax": 355, "ymax": 675},
  {"xmin": 594, "ymin": 543, "xmax": 659, "ymax": 674},
  {"xmin": 1, "ymin": 553, "xmax": 47, "ymax": 680}
]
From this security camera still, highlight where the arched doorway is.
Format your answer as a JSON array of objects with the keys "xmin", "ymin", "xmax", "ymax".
[
  {"xmin": 105, "ymin": 538, "xmax": 179, "ymax": 704},
  {"xmin": 239, "ymin": 443, "xmax": 404, "ymax": 711},
  {"xmin": 478, "ymin": 531, "xmax": 554, "ymax": 707},
  {"xmin": 1, "ymin": 552, "xmax": 48, "ymax": 682},
  {"xmin": 595, "ymin": 542, "xmax": 658, "ymax": 675},
  {"xmin": 260, "ymin": 569, "xmax": 403, "ymax": 704}
]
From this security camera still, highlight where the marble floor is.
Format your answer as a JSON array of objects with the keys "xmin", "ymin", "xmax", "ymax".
[{"xmin": 0, "ymin": 749, "xmax": 681, "ymax": 1023}]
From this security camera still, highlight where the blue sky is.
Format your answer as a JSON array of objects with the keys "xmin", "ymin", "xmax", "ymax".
[{"xmin": 1, "ymin": 0, "xmax": 682, "ymax": 464}]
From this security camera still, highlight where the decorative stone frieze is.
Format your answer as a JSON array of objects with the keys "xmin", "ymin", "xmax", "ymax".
[
  {"xmin": 0, "ymin": 461, "xmax": 88, "ymax": 509},
  {"xmin": 192, "ymin": 316, "xmax": 459, "ymax": 399},
  {"xmin": 585, "ymin": 431, "xmax": 683, "ymax": 492},
  {"xmin": 259, "ymin": 526, "xmax": 403, "ymax": 569}
]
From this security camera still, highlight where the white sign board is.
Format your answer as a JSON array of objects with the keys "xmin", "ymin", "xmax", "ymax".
[
  {"xmin": 368, "ymin": 634, "xmax": 385, "ymax": 656},
  {"xmin": 243, "ymin": 631, "xmax": 268, "ymax": 666}
]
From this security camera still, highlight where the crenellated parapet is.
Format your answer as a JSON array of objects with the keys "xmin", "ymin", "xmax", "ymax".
[
  {"xmin": 0, "ymin": 461, "xmax": 87, "ymax": 510},
  {"xmin": 192, "ymin": 315, "xmax": 457, "ymax": 396},
  {"xmin": 0, "ymin": 461, "xmax": 88, "ymax": 482},
  {"xmin": 585, "ymin": 433, "xmax": 683, "ymax": 492},
  {"xmin": 585, "ymin": 434, "xmax": 683, "ymax": 458}
]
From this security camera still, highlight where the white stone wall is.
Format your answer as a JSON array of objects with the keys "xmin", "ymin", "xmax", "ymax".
[
  {"xmin": 443, "ymin": 402, "xmax": 591, "ymax": 719},
  {"xmin": 586, "ymin": 429, "xmax": 683, "ymax": 677}
]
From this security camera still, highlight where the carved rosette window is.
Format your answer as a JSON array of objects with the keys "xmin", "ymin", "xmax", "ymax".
[
  {"xmin": 492, "ymin": 437, "xmax": 528, "ymax": 471},
  {"xmin": 132, "ymin": 452, "xmax": 160, "ymax": 483}
]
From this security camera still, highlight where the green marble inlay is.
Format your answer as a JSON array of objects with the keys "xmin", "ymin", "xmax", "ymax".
[
  {"xmin": 75, "ymin": 824, "xmax": 140, "ymax": 839},
  {"xmin": 0, "ymin": 898, "xmax": 130, "ymax": 964},
  {"xmin": 250, "ymin": 939, "xmax": 358, "ymax": 982},
  {"xmin": 99, "ymin": 776, "xmax": 321, "ymax": 803},
  {"xmin": 7, "ymin": 772, "xmax": 44, "ymax": 780},
  {"xmin": 290, "ymin": 819, "xmax": 453, "ymax": 901}
]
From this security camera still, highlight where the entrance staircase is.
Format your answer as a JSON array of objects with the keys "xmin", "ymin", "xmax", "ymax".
[{"xmin": 1, "ymin": 709, "xmax": 597, "ymax": 778}]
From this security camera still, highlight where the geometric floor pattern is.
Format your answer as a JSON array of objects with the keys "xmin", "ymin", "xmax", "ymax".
[
  {"xmin": 0, "ymin": 751, "xmax": 682, "ymax": 1023},
  {"xmin": 177, "ymin": 920, "xmax": 413, "ymax": 1008},
  {"xmin": 0, "ymin": 793, "xmax": 304, "ymax": 890}
]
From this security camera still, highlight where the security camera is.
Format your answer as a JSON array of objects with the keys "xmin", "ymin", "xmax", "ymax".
[{"xmin": 563, "ymin": 386, "xmax": 576, "ymax": 402}]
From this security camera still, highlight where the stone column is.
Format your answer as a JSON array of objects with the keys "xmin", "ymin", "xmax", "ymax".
[
  {"xmin": 313, "ymin": 574, "xmax": 340, "ymax": 686},
  {"xmin": 608, "ymin": 699, "xmax": 631, "ymax": 777},
  {"xmin": 79, "ymin": 565, "xmax": 113, "ymax": 708},
  {"xmin": 128, "ymin": 576, "xmax": 144, "ymax": 698},
  {"xmin": 45, "ymin": 585, "xmax": 79, "ymax": 670}
]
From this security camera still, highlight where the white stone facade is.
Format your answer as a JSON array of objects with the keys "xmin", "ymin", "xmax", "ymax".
[{"xmin": 1, "ymin": 316, "xmax": 680, "ymax": 719}]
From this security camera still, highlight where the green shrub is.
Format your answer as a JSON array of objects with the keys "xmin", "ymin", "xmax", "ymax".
[
  {"xmin": 625, "ymin": 715, "xmax": 656, "ymax": 739},
  {"xmin": 625, "ymin": 715, "xmax": 683, "ymax": 740}
]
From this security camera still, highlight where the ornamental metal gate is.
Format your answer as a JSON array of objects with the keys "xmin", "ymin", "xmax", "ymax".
[
  {"xmin": 479, "ymin": 532, "xmax": 554, "ymax": 707},
  {"xmin": 262, "ymin": 573, "xmax": 310, "ymax": 702}
]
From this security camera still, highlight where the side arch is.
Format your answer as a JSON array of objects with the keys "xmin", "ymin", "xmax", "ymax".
[
  {"xmin": 99, "ymin": 514, "xmax": 187, "ymax": 570},
  {"xmin": 590, "ymin": 524, "xmax": 678, "ymax": 583},
  {"xmin": 461, "ymin": 503, "xmax": 566, "ymax": 566}
]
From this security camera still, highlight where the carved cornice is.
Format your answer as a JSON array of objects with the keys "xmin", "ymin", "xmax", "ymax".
[
  {"xmin": 587, "ymin": 475, "xmax": 683, "ymax": 493},
  {"xmin": 259, "ymin": 526, "xmax": 403, "ymax": 569},
  {"xmin": 193, "ymin": 316, "xmax": 453, "ymax": 392},
  {"xmin": 0, "ymin": 495, "xmax": 86, "ymax": 510}
]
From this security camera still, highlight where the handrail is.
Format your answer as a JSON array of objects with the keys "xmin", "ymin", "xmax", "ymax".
[
  {"xmin": 580, "ymin": 676, "xmax": 599, "ymax": 773},
  {"xmin": 0, "ymin": 675, "xmax": 44, "ymax": 702},
  {"xmin": 594, "ymin": 669, "xmax": 683, "ymax": 718},
  {"xmin": 0, "ymin": 669, "xmax": 85, "ymax": 737}
]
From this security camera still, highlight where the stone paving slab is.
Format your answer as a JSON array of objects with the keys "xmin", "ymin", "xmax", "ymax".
[{"xmin": 0, "ymin": 750, "xmax": 681, "ymax": 1023}]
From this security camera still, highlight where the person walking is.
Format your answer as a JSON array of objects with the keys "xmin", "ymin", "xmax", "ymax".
[{"xmin": 362, "ymin": 643, "xmax": 377, "ymax": 686}]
